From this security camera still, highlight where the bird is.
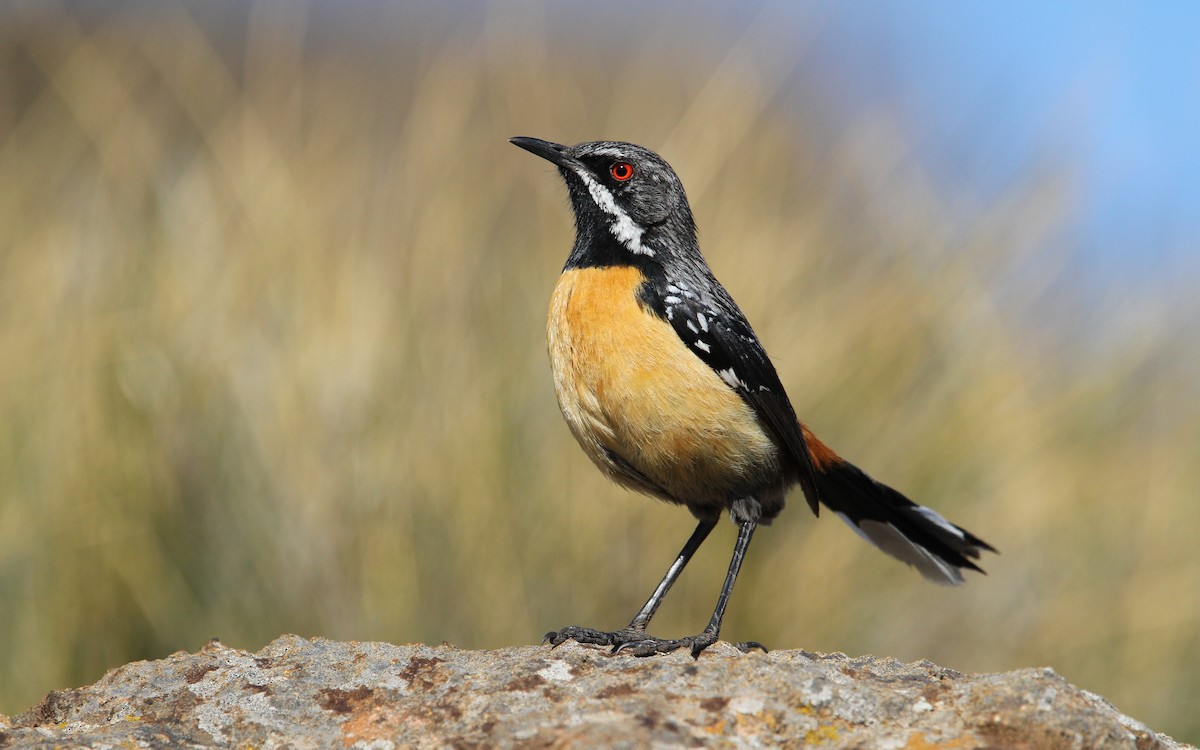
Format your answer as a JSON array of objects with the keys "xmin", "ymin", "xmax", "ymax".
[{"xmin": 510, "ymin": 136, "xmax": 995, "ymax": 658}]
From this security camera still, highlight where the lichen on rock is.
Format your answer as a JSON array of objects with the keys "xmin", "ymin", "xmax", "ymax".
[{"xmin": 0, "ymin": 635, "xmax": 1188, "ymax": 749}]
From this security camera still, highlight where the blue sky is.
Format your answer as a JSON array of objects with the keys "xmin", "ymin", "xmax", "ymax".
[{"xmin": 810, "ymin": 1, "xmax": 1200, "ymax": 281}]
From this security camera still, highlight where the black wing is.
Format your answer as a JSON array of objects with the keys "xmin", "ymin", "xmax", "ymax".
[{"xmin": 641, "ymin": 273, "xmax": 822, "ymax": 514}]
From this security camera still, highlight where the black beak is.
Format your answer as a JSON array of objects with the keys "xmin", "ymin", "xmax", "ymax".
[{"xmin": 510, "ymin": 136, "xmax": 576, "ymax": 168}]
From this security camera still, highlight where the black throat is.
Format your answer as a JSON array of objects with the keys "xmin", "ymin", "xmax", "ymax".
[{"xmin": 561, "ymin": 214, "xmax": 659, "ymax": 275}]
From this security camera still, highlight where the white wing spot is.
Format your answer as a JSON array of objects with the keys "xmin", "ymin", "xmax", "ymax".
[
  {"xmin": 686, "ymin": 320, "xmax": 699, "ymax": 334},
  {"xmin": 664, "ymin": 295, "xmax": 682, "ymax": 305},
  {"xmin": 694, "ymin": 340, "xmax": 711, "ymax": 353},
  {"xmin": 697, "ymin": 312, "xmax": 709, "ymax": 332},
  {"xmin": 718, "ymin": 368, "xmax": 745, "ymax": 390}
]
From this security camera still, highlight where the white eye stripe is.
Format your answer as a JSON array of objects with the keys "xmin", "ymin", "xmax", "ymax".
[{"xmin": 570, "ymin": 166, "xmax": 654, "ymax": 257}]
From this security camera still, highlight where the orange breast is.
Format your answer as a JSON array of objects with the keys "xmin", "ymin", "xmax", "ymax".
[{"xmin": 547, "ymin": 266, "xmax": 782, "ymax": 513}]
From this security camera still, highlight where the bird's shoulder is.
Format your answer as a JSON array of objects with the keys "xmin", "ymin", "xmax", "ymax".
[{"xmin": 636, "ymin": 270, "xmax": 762, "ymax": 386}]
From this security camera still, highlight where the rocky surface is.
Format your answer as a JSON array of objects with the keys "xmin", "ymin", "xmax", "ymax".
[{"xmin": 0, "ymin": 635, "xmax": 1188, "ymax": 749}]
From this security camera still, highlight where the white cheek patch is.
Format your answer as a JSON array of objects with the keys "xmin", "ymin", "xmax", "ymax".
[{"xmin": 571, "ymin": 167, "xmax": 654, "ymax": 257}]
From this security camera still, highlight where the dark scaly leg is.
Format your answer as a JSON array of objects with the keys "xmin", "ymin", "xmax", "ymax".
[
  {"xmin": 615, "ymin": 517, "xmax": 762, "ymax": 658},
  {"xmin": 544, "ymin": 516, "xmax": 718, "ymax": 649}
]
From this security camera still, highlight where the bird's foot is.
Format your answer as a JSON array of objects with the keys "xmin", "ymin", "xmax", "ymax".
[
  {"xmin": 613, "ymin": 629, "xmax": 719, "ymax": 658},
  {"xmin": 545, "ymin": 626, "xmax": 768, "ymax": 659},
  {"xmin": 543, "ymin": 625, "xmax": 648, "ymax": 649},
  {"xmin": 543, "ymin": 624, "xmax": 696, "ymax": 656},
  {"xmin": 613, "ymin": 631, "xmax": 768, "ymax": 659}
]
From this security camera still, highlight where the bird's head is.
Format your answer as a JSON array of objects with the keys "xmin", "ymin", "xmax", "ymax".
[{"xmin": 510, "ymin": 137, "xmax": 697, "ymax": 262}]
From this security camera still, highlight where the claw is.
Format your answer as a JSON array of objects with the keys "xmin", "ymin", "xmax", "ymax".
[
  {"xmin": 543, "ymin": 626, "xmax": 619, "ymax": 649},
  {"xmin": 612, "ymin": 639, "xmax": 654, "ymax": 655},
  {"xmin": 735, "ymin": 641, "xmax": 769, "ymax": 654}
]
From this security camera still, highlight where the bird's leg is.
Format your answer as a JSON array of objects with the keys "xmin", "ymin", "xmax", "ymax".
[
  {"xmin": 544, "ymin": 517, "xmax": 718, "ymax": 648},
  {"xmin": 614, "ymin": 517, "xmax": 763, "ymax": 658}
]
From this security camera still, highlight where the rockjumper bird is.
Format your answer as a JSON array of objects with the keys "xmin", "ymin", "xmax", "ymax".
[{"xmin": 511, "ymin": 136, "xmax": 994, "ymax": 658}]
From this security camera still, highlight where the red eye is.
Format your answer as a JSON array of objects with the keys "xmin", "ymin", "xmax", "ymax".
[{"xmin": 610, "ymin": 162, "xmax": 634, "ymax": 181}]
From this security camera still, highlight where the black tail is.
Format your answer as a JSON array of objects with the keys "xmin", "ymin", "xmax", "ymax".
[{"xmin": 813, "ymin": 459, "xmax": 995, "ymax": 585}]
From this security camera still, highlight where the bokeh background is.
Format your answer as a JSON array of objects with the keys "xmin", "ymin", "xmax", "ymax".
[{"xmin": 2, "ymin": 0, "xmax": 1198, "ymax": 741}]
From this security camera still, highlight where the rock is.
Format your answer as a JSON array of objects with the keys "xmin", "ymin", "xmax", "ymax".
[{"xmin": 0, "ymin": 635, "xmax": 1188, "ymax": 749}]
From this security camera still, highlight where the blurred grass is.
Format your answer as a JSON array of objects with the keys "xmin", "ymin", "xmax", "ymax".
[{"xmin": 1, "ymin": 1, "xmax": 1198, "ymax": 742}]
